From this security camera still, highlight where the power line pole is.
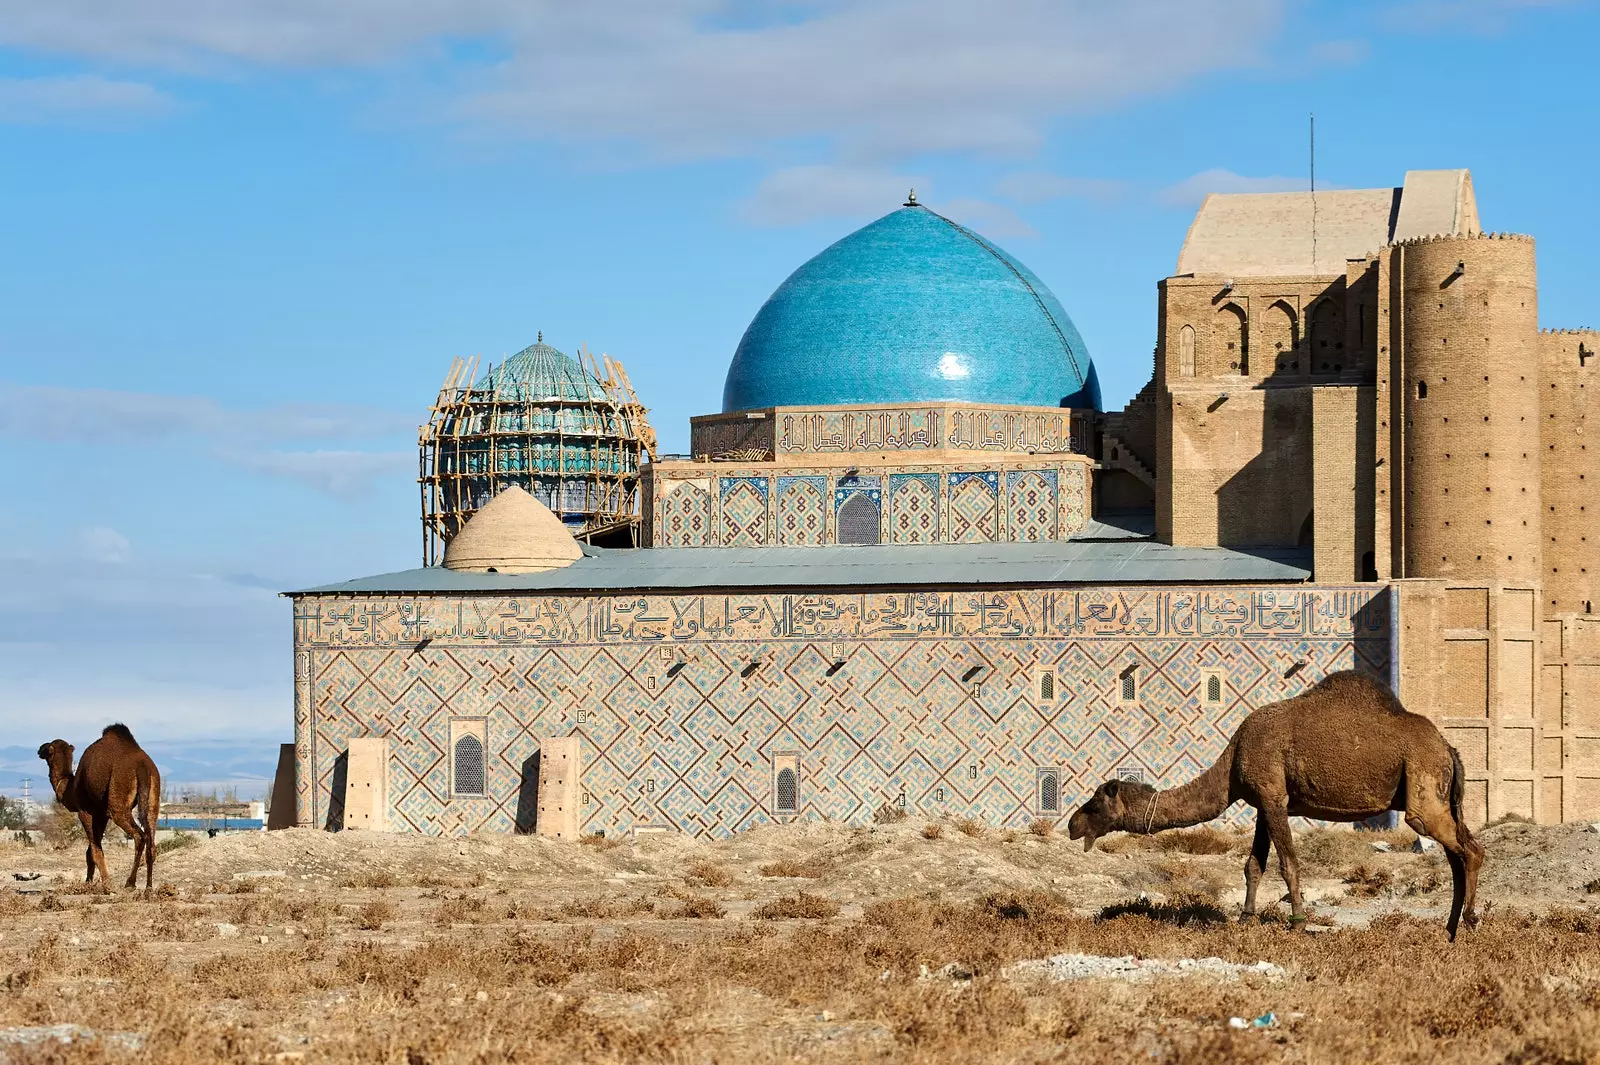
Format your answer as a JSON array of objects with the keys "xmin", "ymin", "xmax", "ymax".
[{"xmin": 1310, "ymin": 112, "xmax": 1318, "ymax": 275}]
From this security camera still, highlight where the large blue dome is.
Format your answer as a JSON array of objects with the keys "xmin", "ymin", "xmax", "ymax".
[{"xmin": 722, "ymin": 202, "xmax": 1099, "ymax": 413}]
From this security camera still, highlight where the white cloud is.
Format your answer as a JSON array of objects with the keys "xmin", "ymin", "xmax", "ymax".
[
  {"xmin": 0, "ymin": 74, "xmax": 172, "ymax": 125},
  {"xmin": 1159, "ymin": 168, "xmax": 1313, "ymax": 207},
  {"xmin": 995, "ymin": 171, "xmax": 1124, "ymax": 205},
  {"xmin": 0, "ymin": 383, "xmax": 412, "ymax": 444},
  {"xmin": 937, "ymin": 198, "xmax": 1038, "ymax": 240},
  {"xmin": 0, "ymin": 0, "xmax": 1285, "ymax": 160},
  {"xmin": 79, "ymin": 526, "xmax": 132, "ymax": 565},
  {"xmin": 738, "ymin": 164, "xmax": 925, "ymax": 226},
  {"xmin": 223, "ymin": 449, "xmax": 412, "ymax": 498}
]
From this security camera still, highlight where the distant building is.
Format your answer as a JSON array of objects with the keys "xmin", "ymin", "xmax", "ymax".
[{"xmin": 288, "ymin": 175, "xmax": 1596, "ymax": 837}]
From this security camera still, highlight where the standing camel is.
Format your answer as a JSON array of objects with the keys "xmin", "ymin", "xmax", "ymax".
[
  {"xmin": 37, "ymin": 725, "xmax": 162, "ymax": 893},
  {"xmin": 1067, "ymin": 671, "xmax": 1484, "ymax": 940}
]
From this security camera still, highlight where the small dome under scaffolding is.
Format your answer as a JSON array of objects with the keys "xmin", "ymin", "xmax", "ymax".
[{"xmin": 419, "ymin": 336, "xmax": 657, "ymax": 564}]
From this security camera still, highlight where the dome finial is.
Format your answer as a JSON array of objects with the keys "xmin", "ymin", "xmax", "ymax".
[
  {"xmin": 537, "ymin": 330, "xmax": 543, "ymax": 343},
  {"xmin": 904, "ymin": 188, "xmax": 919, "ymax": 207}
]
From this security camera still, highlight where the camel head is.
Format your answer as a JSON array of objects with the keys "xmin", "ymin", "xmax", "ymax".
[
  {"xmin": 36, "ymin": 739, "xmax": 73, "ymax": 778},
  {"xmin": 1067, "ymin": 778, "xmax": 1157, "ymax": 852}
]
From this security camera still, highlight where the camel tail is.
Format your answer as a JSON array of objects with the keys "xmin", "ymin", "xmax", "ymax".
[{"xmin": 1447, "ymin": 744, "xmax": 1480, "ymax": 849}]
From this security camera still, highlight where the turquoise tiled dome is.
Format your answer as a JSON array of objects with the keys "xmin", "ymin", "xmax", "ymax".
[
  {"xmin": 722, "ymin": 203, "xmax": 1099, "ymax": 413},
  {"xmin": 477, "ymin": 337, "xmax": 610, "ymax": 402}
]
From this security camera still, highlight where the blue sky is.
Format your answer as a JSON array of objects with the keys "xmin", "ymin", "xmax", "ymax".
[{"xmin": 0, "ymin": 0, "xmax": 1595, "ymax": 791}]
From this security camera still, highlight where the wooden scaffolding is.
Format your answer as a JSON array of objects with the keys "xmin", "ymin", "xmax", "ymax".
[{"xmin": 419, "ymin": 344, "xmax": 657, "ymax": 564}]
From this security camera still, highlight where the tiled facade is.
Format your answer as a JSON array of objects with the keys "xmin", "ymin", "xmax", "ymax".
[
  {"xmin": 291, "ymin": 585, "xmax": 1388, "ymax": 837},
  {"xmin": 645, "ymin": 458, "xmax": 1090, "ymax": 548},
  {"xmin": 688, "ymin": 402, "xmax": 1094, "ymax": 460}
]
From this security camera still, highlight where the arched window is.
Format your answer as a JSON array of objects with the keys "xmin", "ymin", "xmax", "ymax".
[
  {"xmin": 1178, "ymin": 324, "xmax": 1196, "ymax": 377},
  {"xmin": 1038, "ymin": 771, "xmax": 1059, "ymax": 814},
  {"xmin": 453, "ymin": 734, "xmax": 485, "ymax": 796},
  {"xmin": 1263, "ymin": 300, "xmax": 1298, "ymax": 370},
  {"xmin": 837, "ymin": 492, "xmax": 881, "ymax": 545},
  {"xmin": 1206, "ymin": 674, "xmax": 1222, "ymax": 703},
  {"xmin": 1215, "ymin": 303, "xmax": 1248, "ymax": 374},
  {"xmin": 1120, "ymin": 670, "xmax": 1138, "ymax": 703},
  {"xmin": 1040, "ymin": 671, "xmax": 1055, "ymax": 701},
  {"xmin": 775, "ymin": 768, "xmax": 798, "ymax": 813}
]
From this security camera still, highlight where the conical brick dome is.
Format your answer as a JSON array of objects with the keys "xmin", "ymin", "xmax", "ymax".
[{"xmin": 442, "ymin": 485, "xmax": 583, "ymax": 573}]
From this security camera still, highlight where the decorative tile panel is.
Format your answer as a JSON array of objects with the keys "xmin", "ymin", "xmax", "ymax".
[
  {"xmin": 949, "ymin": 472, "xmax": 1000, "ymax": 543},
  {"xmin": 659, "ymin": 480, "xmax": 711, "ymax": 547},
  {"xmin": 1006, "ymin": 470, "xmax": 1058, "ymax": 542},
  {"xmin": 294, "ymin": 586, "xmax": 1389, "ymax": 838},
  {"xmin": 719, "ymin": 478, "xmax": 768, "ymax": 547},
  {"xmin": 889, "ymin": 474, "xmax": 939, "ymax": 544},
  {"xmin": 775, "ymin": 477, "xmax": 827, "ymax": 546}
]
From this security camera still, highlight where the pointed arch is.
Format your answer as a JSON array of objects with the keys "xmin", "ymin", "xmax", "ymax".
[
  {"xmin": 1178, "ymin": 324, "xmax": 1196, "ymax": 377},
  {"xmin": 837, "ymin": 492, "xmax": 881, "ymax": 545},
  {"xmin": 1214, "ymin": 302, "xmax": 1248, "ymax": 375},
  {"xmin": 1262, "ymin": 300, "xmax": 1298, "ymax": 371}
]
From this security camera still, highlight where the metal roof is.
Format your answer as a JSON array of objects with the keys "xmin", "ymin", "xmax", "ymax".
[{"xmin": 289, "ymin": 537, "xmax": 1310, "ymax": 596}]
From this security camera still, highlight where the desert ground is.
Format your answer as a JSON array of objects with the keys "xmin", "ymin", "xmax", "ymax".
[{"xmin": 0, "ymin": 816, "xmax": 1597, "ymax": 1064}]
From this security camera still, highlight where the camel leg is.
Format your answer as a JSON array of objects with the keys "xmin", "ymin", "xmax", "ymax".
[
  {"xmin": 109, "ymin": 807, "xmax": 143, "ymax": 890},
  {"xmin": 86, "ymin": 812, "xmax": 111, "ymax": 889},
  {"xmin": 1260, "ymin": 804, "xmax": 1306, "ymax": 928},
  {"xmin": 1404, "ymin": 775, "xmax": 1483, "ymax": 941},
  {"xmin": 1241, "ymin": 810, "xmax": 1272, "ymax": 918},
  {"xmin": 78, "ymin": 812, "xmax": 97, "ymax": 883}
]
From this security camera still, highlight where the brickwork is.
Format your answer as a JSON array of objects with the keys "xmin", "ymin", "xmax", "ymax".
[
  {"xmin": 644, "ymin": 454, "xmax": 1090, "ymax": 548},
  {"xmin": 1393, "ymin": 580, "xmax": 1568, "ymax": 825},
  {"xmin": 1538, "ymin": 330, "xmax": 1600, "ymax": 615},
  {"xmin": 290, "ymin": 585, "xmax": 1387, "ymax": 837},
  {"xmin": 1397, "ymin": 234, "xmax": 1542, "ymax": 584},
  {"xmin": 1159, "ymin": 386, "xmax": 1313, "ymax": 547},
  {"xmin": 1540, "ymin": 613, "xmax": 1600, "ymax": 820}
]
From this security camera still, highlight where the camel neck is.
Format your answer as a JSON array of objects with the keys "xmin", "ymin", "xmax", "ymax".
[
  {"xmin": 1132, "ymin": 747, "xmax": 1234, "ymax": 834},
  {"xmin": 45, "ymin": 764, "xmax": 75, "ymax": 809}
]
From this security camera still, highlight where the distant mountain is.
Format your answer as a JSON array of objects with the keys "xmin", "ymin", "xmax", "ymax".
[{"xmin": 0, "ymin": 736, "xmax": 286, "ymax": 801}]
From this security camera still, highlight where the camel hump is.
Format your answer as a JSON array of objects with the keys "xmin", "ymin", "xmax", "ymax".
[
  {"xmin": 102, "ymin": 723, "xmax": 139, "ymax": 745},
  {"xmin": 1308, "ymin": 670, "xmax": 1407, "ymax": 715}
]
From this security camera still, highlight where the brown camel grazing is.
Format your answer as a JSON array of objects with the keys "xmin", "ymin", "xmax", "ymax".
[
  {"xmin": 37, "ymin": 725, "xmax": 162, "ymax": 893},
  {"xmin": 1067, "ymin": 671, "xmax": 1484, "ymax": 940}
]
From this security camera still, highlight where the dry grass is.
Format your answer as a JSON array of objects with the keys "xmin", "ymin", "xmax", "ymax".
[
  {"xmin": 922, "ymin": 823, "xmax": 943, "ymax": 840},
  {"xmin": 954, "ymin": 818, "xmax": 984, "ymax": 838},
  {"xmin": 684, "ymin": 860, "xmax": 734, "ymax": 888},
  {"xmin": 752, "ymin": 892, "xmax": 841, "ymax": 920},
  {"xmin": 579, "ymin": 832, "xmax": 622, "ymax": 851},
  {"xmin": 0, "ymin": 825, "xmax": 1597, "ymax": 1064},
  {"xmin": 661, "ymin": 894, "xmax": 725, "ymax": 919},
  {"xmin": 758, "ymin": 857, "xmax": 827, "ymax": 879},
  {"xmin": 1027, "ymin": 818, "xmax": 1055, "ymax": 838},
  {"xmin": 1344, "ymin": 864, "xmax": 1396, "ymax": 899},
  {"xmin": 872, "ymin": 802, "xmax": 908, "ymax": 824},
  {"xmin": 356, "ymin": 899, "xmax": 395, "ymax": 930},
  {"xmin": 341, "ymin": 868, "xmax": 398, "ymax": 889}
]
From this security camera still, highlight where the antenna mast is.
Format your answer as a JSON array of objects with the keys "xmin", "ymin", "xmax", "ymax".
[{"xmin": 1310, "ymin": 112, "xmax": 1318, "ymax": 274}]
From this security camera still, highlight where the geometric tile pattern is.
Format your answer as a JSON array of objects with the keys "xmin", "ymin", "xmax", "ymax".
[
  {"xmin": 292, "ymin": 585, "xmax": 1390, "ymax": 837},
  {"xmin": 776, "ymin": 477, "xmax": 826, "ymax": 545},
  {"xmin": 660, "ymin": 480, "xmax": 711, "ymax": 547},
  {"xmin": 949, "ymin": 472, "xmax": 1000, "ymax": 543},
  {"xmin": 889, "ymin": 474, "xmax": 939, "ymax": 544},
  {"xmin": 719, "ymin": 478, "xmax": 768, "ymax": 547},
  {"xmin": 651, "ymin": 459, "xmax": 1090, "ymax": 548},
  {"xmin": 1006, "ymin": 470, "xmax": 1057, "ymax": 542}
]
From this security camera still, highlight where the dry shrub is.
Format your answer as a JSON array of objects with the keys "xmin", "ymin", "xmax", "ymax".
[
  {"xmin": 434, "ymin": 894, "xmax": 491, "ymax": 925},
  {"xmin": 38, "ymin": 803, "xmax": 84, "ymax": 849},
  {"xmin": 156, "ymin": 831, "xmax": 197, "ymax": 855},
  {"xmin": 662, "ymin": 895, "xmax": 724, "ymax": 919},
  {"xmin": 357, "ymin": 899, "xmax": 396, "ymax": 930},
  {"xmin": 1344, "ymin": 864, "xmax": 1395, "ymax": 898},
  {"xmin": 1098, "ymin": 894, "xmax": 1230, "ymax": 927},
  {"xmin": 872, "ymin": 802, "xmax": 907, "ymax": 824},
  {"xmin": 580, "ymin": 833, "xmax": 621, "ymax": 851},
  {"xmin": 0, "ymin": 892, "xmax": 30, "ymax": 917},
  {"xmin": 1584, "ymin": 878, "xmax": 1600, "ymax": 895},
  {"xmin": 753, "ymin": 892, "xmax": 840, "ymax": 920},
  {"xmin": 955, "ymin": 818, "xmax": 984, "ymax": 838},
  {"xmin": 553, "ymin": 896, "xmax": 651, "ymax": 920},
  {"xmin": 758, "ymin": 857, "xmax": 827, "ymax": 879},
  {"xmin": 684, "ymin": 860, "xmax": 733, "ymax": 888},
  {"xmin": 342, "ymin": 868, "xmax": 397, "ymax": 889},
  {"xmin": 1027, "ymin": 818, "xmax": 1055, "ymax": 838},
  {"xmin": 921, "ymin": 823, "xmax": 943, "ymax": 840},
  {"xmin": 1297, "ymin": 827, "xmax": 1383, "ymax": 869}
]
